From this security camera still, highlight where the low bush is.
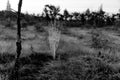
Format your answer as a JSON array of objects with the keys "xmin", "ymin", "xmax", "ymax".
[
  {"xmin": 38, "ymin": 55, "xmax": 119, "ymax": 80},
  {"xmin": 0, "ymin": 53, "xmax": 15, "ymax": 64},
  {"xmin": 63, "ymin": 21, "xmax": 82, "ymax": 27},
  {"xmin": 35, "ymin": 23, "xmax": 45, "ymax": 32},
  {"xmin": 0, "ymin": 50, "xmax": 120, "ymax": 80},
  {"xmin": 115, "ymin": 19, "xmax": 120, "ymax": 28},
  {"xmin": 90, "ymin": 29, "xmax": 109, "ymax": 49}
]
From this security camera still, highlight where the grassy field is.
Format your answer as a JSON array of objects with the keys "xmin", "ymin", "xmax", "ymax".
[{"xmin": 0, "ymin": 25, "xmax": 120, "ymax": 80}]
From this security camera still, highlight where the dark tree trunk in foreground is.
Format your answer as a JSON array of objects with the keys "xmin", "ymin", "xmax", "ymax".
[{"xmin": 9, "ymin": 0, "xmax": 23, "ymax": 80}]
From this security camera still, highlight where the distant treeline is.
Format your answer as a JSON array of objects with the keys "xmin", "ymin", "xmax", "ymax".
[{"xmin": 0, "ymin": 4, "xmax": 120, "ymax": 28}]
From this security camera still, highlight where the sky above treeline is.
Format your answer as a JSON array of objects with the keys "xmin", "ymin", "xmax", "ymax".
[{"xmin": 0, "ymin": 0, "xmax": 120, "ymax": 14}]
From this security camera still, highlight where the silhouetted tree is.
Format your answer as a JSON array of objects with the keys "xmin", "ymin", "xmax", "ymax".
[
  {"xmin": 97, "ymin": 4, "xmax": 105, "ymax": 27},
  {"xmin": 59, "ymin": 14, "xmax": 64, "ymax": 21},
  {"xmin": 43, "ymin": 7, "xmax": 51, "ymax": 21},
  {"xmin": 72, "ymin": 12, "xmax": 80, "ymax": 20},
  {"xmin": 85, "ymin": 8, "xmax": 90, "ymax": 15},
  {"xmin": 85, "ymin": 8, "xmax": 91, "ymax": 24},
  {"xmin": 45, "ymin": 4, "xmax": 60, "ymax": 22},
  {"xmin": 81, "ymin": 13, "xmax": 86, "ymax": 25},
  {"xmin": 63, "ymin": 9, "xmax": 69, "ymax": 21}
]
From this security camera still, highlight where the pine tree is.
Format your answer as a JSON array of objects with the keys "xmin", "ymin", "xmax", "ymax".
[{"xmin": 6, "ymin": 0, "xmax": 11, "ymax": 11}]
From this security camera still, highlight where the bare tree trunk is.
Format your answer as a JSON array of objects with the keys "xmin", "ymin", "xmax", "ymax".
[{"xmin": 9, "ymin": 0, "xmax": 23, "ymax": 80}]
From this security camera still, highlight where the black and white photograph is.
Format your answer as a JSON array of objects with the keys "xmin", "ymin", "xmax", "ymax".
[{"xmin": 0, "ymin": 0, "xmax": 120, "ymax": 80}]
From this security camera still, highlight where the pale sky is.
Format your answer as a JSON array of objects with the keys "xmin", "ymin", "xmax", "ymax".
[{"xmin": 0, "ymin": 0, "xmax": 120, "ymax": 14}]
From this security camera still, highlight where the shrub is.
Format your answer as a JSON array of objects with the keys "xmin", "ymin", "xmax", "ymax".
[
  {"xmin": 91, "ymin": 29, "xmax": 109, "ymax": 49},
  {"xmin": 82, "ymin": 23, "xmax": 93, "ymax": 28},
  {"xmin": 0, "ymin": 53, "xmax": 15, "ymax": 64},
  {"xmin": 35, "ymin": 23, "xmax": 45, "ymax": 32},
  {"xmin": 0, "ymin": 53, "xmax": 15, "ymax": 80},
  {"xmin": 21, "ymin": 21, "xmax": 28, "ymax": 29},
  {"xmin": 18, "ymin": 53, "xmax": 53, "ymax": 80},
  {"xmin": 115, "ymin": 19, "xmax": 120, "ymax": 28},
  {"xmin": 38, "ymin": 55, "xmax": 119, "ymax": 80},
  {"xmin": 5, "ymin": 21, "xmax": 14, "ymax": 28},
  {"xmin": 63, "ymin": 21, "xmax": 82, "ymax": 27}
]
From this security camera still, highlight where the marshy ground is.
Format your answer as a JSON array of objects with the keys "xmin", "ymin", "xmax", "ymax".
[{"xmin": 0, "ymin": 25, "xmax": 120, "ymax": 80}]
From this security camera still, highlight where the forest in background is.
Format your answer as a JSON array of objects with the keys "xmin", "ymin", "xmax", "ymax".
[{"xmin": 0, "ymin": 4, "xmax": 120, "ymax": 29}]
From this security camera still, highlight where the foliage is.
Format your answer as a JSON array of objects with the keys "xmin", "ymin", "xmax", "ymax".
[
  {"xmin": 115, "ymin": 19, "xmax": 120, "ymax": 28},
  {"xmin": 34, "ymin": 23, "xmax": 45, "ymax": 32},
  {"xmin": 43, "ymin": 5, "xmax": 60, "ymax": 21},
  {"xmin": 0, "ymin": 5, "xmax": 120, "ymax": 28},
  {"xmin": 63, "ymin": 20, "xmax": 82, "ymax": 27},
  {"xmin": 38, "ymin": 55, "xmax": 120, "ymax": 80},
  {"xmin": 91, "ymin": 29, "xmax": 109, "ymax": 49},
  {"xmin": 0, "ymin": 49, "xmax": 120, "ymax": 80},
  {"xmin": 63, "ymin": 9, "xmax": 69, "ymax": 21},
  {"xmin": 0, "ymin": 53, "xmax": 15, "ymax": 64}
]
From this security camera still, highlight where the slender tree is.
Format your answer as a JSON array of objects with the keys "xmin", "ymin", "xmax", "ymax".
[
  {"xmin": 63, "ymin": 9, "xmax": 69, "ymax": 21},
  {"xmin": 9, "ymin": 0, "xmax": 23, "ymax": 80},
  {"xmin": 44, "ymin": 5, "xmax": 61, "ymax": 60},
  {"xmin": 45, "ymin": 5, "xmax": 60, "ymax": 22},
  {"xmin": 72, "ymin": 12, "xmax": 80, "ymax": 20}
]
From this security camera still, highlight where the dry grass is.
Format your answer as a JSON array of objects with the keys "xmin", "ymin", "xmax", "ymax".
[
  {"xmin": 1, "ymin": 25, "xmax": 120, "ymax": 80},
  {"xmin": 48, "ymin": 26, "xmax": 61, "ymax": 59}
]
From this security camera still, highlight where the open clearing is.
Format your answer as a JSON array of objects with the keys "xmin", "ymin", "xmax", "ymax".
[
  {"xmin": 1, "ymin": 26, "xmax": 120, "ymax": 80},
  {"xmin": 0, "ymin": 26, "xmax": 120, "ymax": 57}
]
